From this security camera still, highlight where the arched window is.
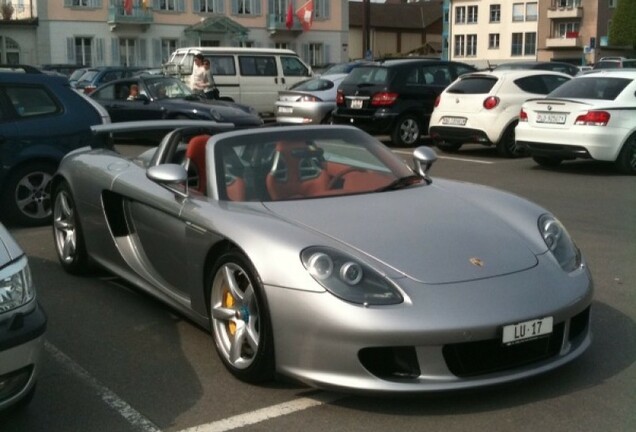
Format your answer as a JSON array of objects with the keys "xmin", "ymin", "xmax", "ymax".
[{"xmin": 0, "ymin": 37, "xmax": 21, "ymax": 64}]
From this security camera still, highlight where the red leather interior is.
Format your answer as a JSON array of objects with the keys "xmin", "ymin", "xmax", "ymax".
[
  {"xmin": 185, "ymin": 135, "xmax": 210, "ymax": 194},
  {"xmin": 266, "ymin": 142, "xmax": 330, "ymax": 200}
]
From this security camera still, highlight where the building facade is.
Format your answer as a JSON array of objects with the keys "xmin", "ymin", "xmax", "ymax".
[{"xmin": 0, "ymin": 0, "xmax": 349, "ymax": 67}]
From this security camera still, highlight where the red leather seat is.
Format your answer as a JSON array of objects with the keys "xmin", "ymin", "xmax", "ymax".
[{"xmin": 185, "ymin": 135, "xmax": 210, "ymax": 194}]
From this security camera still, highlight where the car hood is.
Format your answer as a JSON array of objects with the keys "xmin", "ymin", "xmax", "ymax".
[
  {"xmin": 263, "ymin": 185, "xmax": 539, "ymax": 284},
  {"xmin": 0, "ymin": 224, "xmax": 23, "ymax": 265}
]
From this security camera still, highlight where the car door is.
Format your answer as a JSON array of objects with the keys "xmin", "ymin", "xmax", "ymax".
[
  {"xmin": 92, "ymin": 81, "xmax": 160, "ymax": 122},
  {"xmin": 237, "ymin": 54, "xmax": 280, "ymax": 114}
]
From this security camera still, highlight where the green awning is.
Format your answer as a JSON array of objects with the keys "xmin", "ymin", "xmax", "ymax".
[{"xmin": 184, "ymin": 16, "xmax": 249, "ymax": 39}]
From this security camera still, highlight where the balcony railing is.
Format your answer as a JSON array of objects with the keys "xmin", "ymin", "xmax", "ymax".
[
  {"xmin": 108, "ymin": 4, "xmax": 153, "ymax": 25},
  {"xmin": 546, "ymin": 35, "xmax": 582, "ymax": 49},
  {"xmin": 547, "ymin": 7, "xmax": 583, "ymax": 19},
  {"xmin": 267, "ymin": 13, "xmax": 302, "ymax": 32}
]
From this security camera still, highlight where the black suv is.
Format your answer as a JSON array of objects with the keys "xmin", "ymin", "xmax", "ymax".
[
  {"xmin": 332, "ymin": 59, "xmax": 476, "ymax": 146},
  {"xmin": 0, "ymin": 71, "xmax": 110, "ymax": 226}
]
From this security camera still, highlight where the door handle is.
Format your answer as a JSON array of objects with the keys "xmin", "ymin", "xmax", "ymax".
[{"xmin": 275, "ymin": 77, "xmax": 279, "ymax": 84}]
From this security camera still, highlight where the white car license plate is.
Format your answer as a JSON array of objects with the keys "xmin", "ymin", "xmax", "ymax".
[
  {"xmin": 350, "ymin": 99, "xmax": 363, "ymax": 109},
  {"xmin": 536, "ymin": 113, "xmax": 566, "ymax": 124},
  {"xmin": 502, "ymin": 317, "xmax": 553, "ymax": 345},
  {"xmin": 278, "ymin": 106, "xmax": 293, "ymax": 114},
  {"xmin": 441, "ymin": 116, "xmax": 467, "ymax": 126}
]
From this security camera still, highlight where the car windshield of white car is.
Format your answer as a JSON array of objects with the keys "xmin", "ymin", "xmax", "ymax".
[
  {"xmin": 214, "ymin": 128, "xmax": 415, "ymax": 202},
  {"xmin": 548, "ymin": 77, "xmax": 631, "ymax": 100}
]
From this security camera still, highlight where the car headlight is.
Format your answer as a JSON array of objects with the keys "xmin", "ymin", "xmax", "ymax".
[
  {"xmin": 539, "ymin": 214, "xmax": 581, "ymax": 272},
  {"xmin": 209, "ymin": 109, "xmax": 223, "ymax": 121},
  {"xmin": 0, "ymin": 256, "xmax": 35, "ymax": 313},
  {"xmin": 301, "ymin": 247, "xmax": 403, "ymax": 305}
]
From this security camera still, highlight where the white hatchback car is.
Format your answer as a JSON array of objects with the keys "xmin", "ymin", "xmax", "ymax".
[
  {"xmin": 516, "ymin": 69, "xmax": 636, "ymax": 174},
  {"xmin": 429, "ymin": 70, "xmax": 571, "ymax": 157}
]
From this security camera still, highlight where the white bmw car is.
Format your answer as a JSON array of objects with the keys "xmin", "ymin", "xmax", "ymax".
[{"xmin": 516, "ymin": 69, "xmax": 636, "ymax": 174}]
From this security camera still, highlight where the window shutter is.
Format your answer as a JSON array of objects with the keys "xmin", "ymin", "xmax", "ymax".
[
  {"xmin": 111, "ymin": 38, "xmax": 120, "ymax": 65},
  {"xmin": 153, "ymin": 0, "xmax": 160, "ymax": 9},
  {"xmin": 231, "ymin": 0, "xmax": 238, "ymax": 15},
  {"xmin": 67, "ymin": 38, "xmax": 76, "ymax": 63},
  {"xmin": 95, "ymin": 38, "xmax": 105, "ymax": 65},
  {"xmin": 193, "ymin": 0, "xmax": 200, "ymax": 12},
  {"xmin": 216, "ymin": 0, "xmax": 224, "ymax": 13},
  {"xmin": 153, "ymin": 39, "xmax": 162, "ymax": 65},
  {"xmin": 302, "ymin": 44, "xmax": 309, "ymax": 64},
  {"xmin": 63, "ymin": 0, "xmax": 72, "ymax": 6},
  {"xmin": 324, "ymin": 44, "xmax": 330, "ymax": 64},
  {"xmin": 139, "ymin": 39, "xmax": 148, "ymax": 64},
  {"xmin": 177, "ymin": 0, "xmax": 185, "ymax": 12},
  {"xmin": 323, "ymin": 0, "xmax": 330, "ymax": 19},
  {"xmin": 254, "ymin": 0, "xmax": 261, "ymax": 15}
]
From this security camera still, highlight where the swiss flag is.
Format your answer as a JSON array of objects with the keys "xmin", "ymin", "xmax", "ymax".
[
  {"xmin": 296, "ymin": 0, "xmax": 314, "ymax": 31},
  {"xmin": 285, "ymin": 1, "xmax": 294, "ymax": 30}
]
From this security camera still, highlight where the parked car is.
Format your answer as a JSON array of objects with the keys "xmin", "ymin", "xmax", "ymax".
[
  {"xmin": 73, "ymin": 66, "xmax": 146, "ymax": 94},
  {"xmin": 429, "ymin": 69, "xmax": 571, "ymax": 157},
  {"xmin": 332, "ymin": 59, "xmax": 477, "ymax": 146},
  {"xmin": 320, "ymin": 60, "xmax": 375, "ymax": 76},
  {"xmin": 89, "ymin": 75, "xmax": 263, "ymax": 128},
  {"xmin": 39, "ymin": 64, "xmax": 85, "ymax": 78},
  {"xmin": 494, "ymin": 61, "xmax": 580, "ymax": 77},
  {"xmin": 51, "ymin": 121, "xmax": 592, "ymax": 393},
  {"xmin": 68, "ymin": 66, "xmax": 90, "ymax": 87},
  {"xmin": 0, "ymin": 71, "xmax": 110, "ymax": 226},
  {"xmin": 516, "ymin": 69, "xmax": 636, "ymax": 174},
  {"xmin": 275, "ymin": 73, "xmax": 347, "ymax": 124},
  {"xmin": 0, "ymin": 222, "xmax": 47, "ymax": 410},
  {"xmin": 592, "ymin": 57, "xmax": 636, "ymax": 70}
]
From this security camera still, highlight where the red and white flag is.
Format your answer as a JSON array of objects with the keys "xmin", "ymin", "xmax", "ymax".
[
  {"xmin": 124, "ymin": 0, "xmax": 133, "ymax": 15},
  {"xmin": 295, "ymin": 0, "xmax": 314, "ymax": 31},
  {"xmin": 285, "ymin": 1, "xmax": 294, "ymax": 30}
]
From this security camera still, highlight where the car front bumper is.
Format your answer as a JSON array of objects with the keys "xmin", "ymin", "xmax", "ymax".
[
  {"xmin": 0, "ymin": 301, "xmax": 47, "ymax": 410},
  {"xmin": 265, "ymin": 254, "xmax": 593, "ymax": 394}
]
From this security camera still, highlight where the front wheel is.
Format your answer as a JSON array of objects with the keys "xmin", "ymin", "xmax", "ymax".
[
  {"xmin": 52, "ymin": 181, "xmax": 90, "ymax": 274},
  {"xmin": 1, "ymin": 161, "xmax": 56, "ymax": 226},
  {"xmin": 391, "ymin": 114, "xmax": 421, "ymax": 147},
  {"xmin": 615, "ymin": 133, "xmax": 636, "ymax": 175},
  {"xmin": 208, "ymin": 250, "xmax": 274, "ymax": 383}
]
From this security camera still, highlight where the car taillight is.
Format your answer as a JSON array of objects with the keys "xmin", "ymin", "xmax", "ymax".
[
  {"xmin": 371, "ymin": 92, "xmax": 398, "ymax": 107},
  {"xmin": 434, "ymin": 95, "xmax": 441, "ymax": 108},
  {"xmin": 83, "ymin": 86, "xmax": 96, "ymax": 95},
  {"xmin": 519, "ymin": 108, "xmax": 528, "ymax": 122},
  {"xmin": 574, "ymin": 111, "xmax": 610, "ymax": 126},
  {"xmin": 336, "ymin": 90, "xmax": 345, "ymax": 106},
  {"xmin": 483, "ymin": 96, "xmax": 500, "ymax": 110},
  {"xmin": 299, "ymin": 95, "xmax": 321, "ymax": 102}
]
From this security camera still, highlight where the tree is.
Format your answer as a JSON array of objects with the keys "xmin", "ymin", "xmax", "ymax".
[{"xmin": 608, "ymin": 0, "xmax": 636, "ymax": 49}]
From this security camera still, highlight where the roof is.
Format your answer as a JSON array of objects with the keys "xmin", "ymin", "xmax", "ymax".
[
  {"xmin": 184, "ymin": 16, "xmax": 249, "ymax": 39},
  {"xmin": 349, "ymin": 1, "xmax": 443, "ymax": 30}
]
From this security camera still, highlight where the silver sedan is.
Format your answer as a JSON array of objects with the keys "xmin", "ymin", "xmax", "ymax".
[{"xmin": 275, "ymin": 73, "xmax": 347, "ymax": 124}]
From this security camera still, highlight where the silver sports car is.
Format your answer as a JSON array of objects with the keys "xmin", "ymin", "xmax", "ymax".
[{"xmin": 51, "ymin": 120, "xmax": 593, "ymax": 393}]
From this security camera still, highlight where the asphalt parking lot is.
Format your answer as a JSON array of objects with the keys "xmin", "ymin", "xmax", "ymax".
[{"xmin": 1, "ymin": 142, "xmax": 634, "ymax": 432}]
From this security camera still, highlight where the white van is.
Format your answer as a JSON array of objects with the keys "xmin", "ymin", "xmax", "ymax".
[{"xmin": 164, "ymin": 47, "xmax": 313, "ymax": 117}]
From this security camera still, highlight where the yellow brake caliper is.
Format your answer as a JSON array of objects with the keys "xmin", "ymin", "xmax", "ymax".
[{"xmin": 223, "ymin": 290, "xmax": 237, "ymax": 335}]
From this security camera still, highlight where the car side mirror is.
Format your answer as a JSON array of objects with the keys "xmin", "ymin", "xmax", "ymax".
[
  {"xmin": 413, "ymin": 146, "xmax": 437, "ymax": 183},
  {"xmin": 147, "ymin": 164, "xmax": 188, "ymax": 198}
]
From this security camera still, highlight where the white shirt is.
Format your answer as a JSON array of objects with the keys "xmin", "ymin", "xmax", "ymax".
[{"xmin": 190, "ymin": 63, "xmax": 207, "ymax": 91}]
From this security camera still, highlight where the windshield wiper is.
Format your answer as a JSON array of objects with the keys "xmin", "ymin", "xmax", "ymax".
[{"xmin": 375, "ymin": 174, "xmax": 423, "ymax": 192}]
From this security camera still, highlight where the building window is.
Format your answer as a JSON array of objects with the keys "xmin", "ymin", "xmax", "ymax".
[
  {"xmin": 276, "ymin": 42, "xmax": 290, "ymax": 50},
  {"xmin": 161, "ymin": 39, "xmax": 177, "ymax": 64},
  {"xmin": 490, "ymin": 4, "xmax": 501, "ymax": 23},
  {"xmin": 526, "ymin": 2, "xmax": 538, "ymax": 21},
  {"xmin": 512, "ymin": 3, "xmax": 524, "ymax": 22},
  {"xmin": 119, "ymin": 38, "xmax": 137, "ymax": 66},
  {"xmin": 556, "ymin": 0, "xmax": 582, "ymax": 7},
  {"xmin": 467, "ymin": 6, "xmax": 478, "ymax": 23},
  {"xmin": 467, "ymin": 35, "xmax": 477, "ymax": 56},
  {"xmin": 75, "ymin": 37, "xmax": 92, "ymax": 66},
  {"xmin": 159, "ymin": 0, "xmax": 177, "ymax": 11},
  {"xmin": 455, "ymin": 6, "xmax": 466, "ymax": 24},
  {"xmin": 524, "ymin": 32, "xmax": 536, "ymax": 55},
  {"xmin": 608, "ymin": 0, "xmax": 616, "ymax": 7},
  {"xmin": 511, "ymin": 33, "xmax": 523, "ymax": 56},
  {"xmin": 315, "ymin": 0, "xmax": 329, "ymax": 19},
  {"xmin": 239, "ymin": 41, "xmax": 255, "ymax": 48},
  {"xmin": 556, "ymin": 22, "xmax": 580, "ymax": 37},
  {"xmin": 236, "ymin": 0, "xmax": 257, "ymax": 15},
  {"xmin": 308, "ymin": 43, "xmax": 324, "ymax": 66},
  {"xmin": 489, "ymin": 33, "xmax": 500, "ymax": 49},
  {"xmin": 200, "ymin": 0, "xmax": 223, "ymax": 13},
  {"xmin": 454, "ymin": 35, "xmax": 465, "ymax": 57},
  {"xmin": 0, "ymin": 36, "xmax": 21, "ymax": 64}
]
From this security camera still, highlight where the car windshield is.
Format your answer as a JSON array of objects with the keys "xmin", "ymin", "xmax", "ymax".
[
  {"xmin": 213, "ymin": 128, "xmax": 417, "ymax": 202},
  {"xmin": 69, "ymin": 68, "xmax": 87, "ymax": 81},
  {"xmin": 548, "ymin": 77, "xmax": 631, "ymax": 100},
  {"xmin": 342, "ymin": 66, "xmax": 391, "ymax": 85},
  {"xmin": 147, "ymin": 77, "xmax": 193, "ymax": 99},
  {"xmin": 447, "ymin": 76, "xmax": 497, "ymax": 94},
  {"xmin": 289, "ymin": 77, "xmax": 335, "ymax": 92}
]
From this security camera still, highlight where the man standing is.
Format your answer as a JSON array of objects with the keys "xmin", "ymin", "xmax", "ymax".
[
  {"xmin": 190, "ymin": 53, "xmax": 207, "ymax": 93},
  {"xmin": 202, "ymin": 59, "xmax": 219, "ymax": 99}
]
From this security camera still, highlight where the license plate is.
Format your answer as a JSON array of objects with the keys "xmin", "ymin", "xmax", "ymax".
[
  {"xmin": 350, "ymin": 99, "xmax": 363, "ymax": 109},
  {"xmin": 278, "ymin": 106, "xmax": 293, "ymax": 114},
  {"xmin": 502, "ymin": 317, "xmax": 553, "ymax": 345},
  {"xmin": 536, "ymin": 112, "xmax": 567, "ymax": 124},
  {"xmin": 441, "ymin": 116, "xmax": 467, "ymax": 126}
]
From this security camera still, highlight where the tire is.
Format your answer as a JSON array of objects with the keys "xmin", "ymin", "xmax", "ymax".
[
  {"xmin": 615, "ymin": 133, "xmax": 636, "ymax": 175},
  {"xmin": 208, "ymin": 250, "xmax": 274, "ymax": 383},
  {"xmin": 496, "ymin": 122, "xmax": 525, "ymax": 158},
  {"xmin": 532, "ymin": 155, "xmax": 563, "ymax": 168},
  {"xmin": 391, "ymin": 114, "xmax": 421, "ymax": 147},
  {"xmin": 52, "ymin": 181, "xmax": 90, "ymax": 275},
  {"xmin": 435, "ymin": 140, "xmax": 462, "ymax": 153},
  {"xmin": 1, "ymin": 161, "xmax": 56, "ymax": 226}
]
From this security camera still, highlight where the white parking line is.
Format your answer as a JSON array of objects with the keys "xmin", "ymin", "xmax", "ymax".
[
  {"xmin": 45, "ymin": 341, "xmax": 161, "ymax": 432},
  {"xmin": 176, "ymin": 392, "xmax": 343, "ymax": 432}
]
